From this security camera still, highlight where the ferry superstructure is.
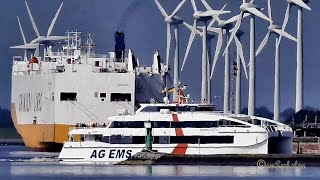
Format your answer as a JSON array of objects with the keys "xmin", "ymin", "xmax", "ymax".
[
  {"xmin": 11, "ymin": 30, "xmax": 166, "ymax": 151},
  {"xmin": 58, "ymin": 103, "xmax": 293, "ymax": 163}
]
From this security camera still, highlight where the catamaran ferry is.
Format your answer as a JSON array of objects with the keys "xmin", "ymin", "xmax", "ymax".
[{"xmin": 58, "ymin": 102, "xmax": 293, "ymax": 163}]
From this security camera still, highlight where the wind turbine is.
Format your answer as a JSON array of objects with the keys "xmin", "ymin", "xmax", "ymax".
[
  {"xmin": 278, "ymin": 0, "xmax": 311, "ymax": 112},
  {"xmin": 24, "ymin": 1, "xmax": 66, "ymax": 55},
  {"xmin": 184, "ymin": 22, "xmax": 215, "ymax": 103},
  {"xmin": 224, "ymin": 0, "xmax": 270, "ymax": 116},
  {"xmin": 255, "ymin": 0, "xmax": 297, "ymax": 121},
  {"xmin": 154, "ymin": 0, "xmax": 186, "ymax": 101},
  {"xmin": 181, "ymin": 0, "xmax": 229, "ymax": 103},
  {"xmin": 200, "ymin": 0, "xmax": 249, "ymax": 113},
  {"xmin": 234, "ymin": 30, "xmax": 247, "ymax": 114},
  {"xmin": 10, "ymin": 16, "xmax": 38, "ymax": 61}
]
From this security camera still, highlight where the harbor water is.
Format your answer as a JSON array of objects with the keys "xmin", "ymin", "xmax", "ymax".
[{"xmin": 0, "ymin": 146, "xmax": 320, "ymax": 179}]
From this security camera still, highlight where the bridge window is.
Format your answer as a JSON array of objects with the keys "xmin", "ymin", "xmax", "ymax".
[{"xmin": 60, "ymin": 92, "xmax": 77, "ymax": 101}]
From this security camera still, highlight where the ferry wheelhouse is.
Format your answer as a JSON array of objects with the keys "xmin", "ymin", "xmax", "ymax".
[{"xmin": 58, "ymin": 103, "xmax": 293, "ymax": 163}]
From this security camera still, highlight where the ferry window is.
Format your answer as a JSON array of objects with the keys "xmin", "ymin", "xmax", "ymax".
[
  {"xmin": 140, "ymin": 106, "xmax": 158, "ymax": 112},
  {"xmin": 100, "ymin": 93, "xmax": 106, "ymax": 98},
  {"xmin": 154, "ymin": 121, "xmax": 170, "ymax": 128},
  {"xmin": 171, "ymin": 121, "xmax": 218, "ymax": 128},
  {"xmin": 94, "ymin": 135, "xmax": 103, "ymax": 142},
  {"xmin": 170, "ymin": 136, "xmax": 234, "ymax": 144},
  {"xmin": 219, "ymin": 120, "xmax": 227, "ymax": 126},
  {"xmin": 195, "ymin": 106, "xmax": 214, "ymax": 111},
  {"xmin": 60, "ymin": 92, "xmax": 77, "ymax": 101},
  {"xmin": 159, "ymin": 136, "xmax": 170, "ymax": 144},
  {"xmin": 111, "ymin": 93, "xmax": 131, "ymax": 102},
  {"xmin": 110, "ymin": 135, "xmax": 132, "ymax": 144},
  {"xmin": 132, "ymin": 136, "xmax": 145, "ymax": 144},
  {"xmin": 229, "ymin": 121, "xmax": 245, "ymax": 126},
  {"xmin": 253, "ymin": 119, "xmax": 262, "ymax": 125},
  {"xmin": 102, "ymin": 136, "xmax": 109, "ymax": 143},
  {"xmin": 110, "ymin": 121, "xmax": 144, "ymax": 128}
]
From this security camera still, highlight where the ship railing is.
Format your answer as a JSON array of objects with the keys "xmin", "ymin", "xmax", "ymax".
[
  {"xmin": 218, "ymin": 125, "xmax": 251, "ymax": 128},
  {"xmin": 265, "ymin": 125, "xmax": 279, "ymax": 132},
  {"xmin": 69, "ymin": 124, "xmax": 108, "ymax": 131},
  {"xmin": 93, "ymin": 54, "xmax": 107, "ymax": 58}
]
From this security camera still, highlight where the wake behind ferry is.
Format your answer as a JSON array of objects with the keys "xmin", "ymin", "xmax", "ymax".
[{"xmin": 58, "ymin": 100, "xmax": 293, "ymax": 163}]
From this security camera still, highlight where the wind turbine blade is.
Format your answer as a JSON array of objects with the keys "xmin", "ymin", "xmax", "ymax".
[
  {"xmin": 154, "ymin": 0, "xmax": 168, "ymax": 17},
  {"xmin": 225, "ymin": 12, "xmax": 250, "ymax": 24},
  {"xmin": 25, "ymin": 1, "xmax": 40, "ymax": 37},
  {"xmin": 291, "ymin": 0, "xmax": 311, "ymax": 10},
  {"xmin": 30, "ymin": 36, "xmax": 44, "ymax": 44},
  {"xmin": 41, "ymin": 36, "xmax": 68, "ymax": 41},
  {"xmin": 185, "ymin": 22, "xmax": 201, "ymax": 34},
  {"xmin": 201, "ymin": 0, "xmax": 213, "ymax": 10},
  {"xmin": 181, "ymin": 20, "xmax": 197, "ymax": 72},
  {"xmin": 223, "ymin": 12, "xmax": 243, "ymax": 56},
  {"xmin": 273, "ymin": 29, "xmax": 297, "ymax": 42},
  {"xmin": 208, "ymin": 4, "xmax": 227, "ymax": 27},
  {"xmin": 210, "ymin": 29, "xmax": 223, "ymax": 79},
  {"xmin": 47, "ymin": 2, "xmax": 63, "ymax": 37},
  {"xmin": 200, "ymin": 10, "xmax": 230, "ymax": 17},
  {"xmin": 278, "ymin": 4, "xmax": 291, "ymax": 46},
  {"xmin": 191, "ymin": 0, "xmax": 198, "ymax": 12},
  {"xmin": 256, "ymin": 32, "xmax": 270, "ymax": 56},
  {"xmin": 169, "ymin": 0, "xmax": 186, "ymax": 18},
  {"xmin": 235, "ymin": 36, "xmax": 248, "ymax": 79},
  {"xmin": 207, "ymin": 27, "xmax": 220, "ymax": 33},
  {"xmin": 166, "ymin": 24, "xmax": 171, "ymax": 66},
  {"xmin": 268, "ymin": 0, "xmax": 272, "ymax": 25},
  {"xmin": 17, "ymin": 16, "xmax": 27, "ymax": 44},
  {"xmin": 208, "ymin": 19, "xmax": 215, "ymax": 28},
  {"xmin": 246, "ymin": 7, "xmax": 270, "ymax": 21}
]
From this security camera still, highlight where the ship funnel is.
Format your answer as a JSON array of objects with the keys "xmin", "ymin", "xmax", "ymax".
[{"xmin": 114, "ymin": 31, "xmax": 125, "ymax": 60}]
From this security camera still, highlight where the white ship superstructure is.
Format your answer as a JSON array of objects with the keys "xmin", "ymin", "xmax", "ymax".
[
  {"xmin": 11, "ymin": 30, "xmax": 166, "ymax": 151},
  {"xmin": 58, "ymin": 103, "xmax": 293, "ymax": 163}
]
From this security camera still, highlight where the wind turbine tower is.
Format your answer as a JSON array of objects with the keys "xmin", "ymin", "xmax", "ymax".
[
  {"xmin": 278, "ymin": 0, "xmax": 311, "ymax": 112},
  {"xmin": 224, "ymin": 0, "xmax": 270, "ymax": 116},
  {"xmin": 256, "ymin": 0, "xmax": 297, "ymax": 121},
  {"xmin": 184, "ymin": 22, "xmax": 215, "ymax": 103},
  {"xmin": 181, "ymin": 0, "xmax": 229, "ymax": 104},
  {"xmin": 154, "ymin": 0, "xmax": 186, "ymax": 101}
]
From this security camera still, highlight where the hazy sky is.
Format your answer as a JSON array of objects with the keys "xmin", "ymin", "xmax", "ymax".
[{"xmin": 1, "ymin": 0, "xmax": 320, "ymax": 113}]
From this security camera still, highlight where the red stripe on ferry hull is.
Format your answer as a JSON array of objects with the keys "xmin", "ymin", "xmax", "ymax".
[
  {"xmin": 172, "ymin": 143, "xmax": 188, "ymax": 154},
  {"xmin": 171, "ymin": 114, "xmax": 188, "ymax": 154}
]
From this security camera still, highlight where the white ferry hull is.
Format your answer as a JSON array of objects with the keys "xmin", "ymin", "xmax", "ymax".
[{"xmin": 58, "ymin": 143, "xmax": 269, "ymax": 163}]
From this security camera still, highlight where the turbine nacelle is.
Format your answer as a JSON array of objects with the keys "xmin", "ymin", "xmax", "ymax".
[
  {"xmin": 286, "ymin": 0, "xmax": 308, "ymax": 4},
  {"xmin": 164, "ymin": 16, "xmax": 183, "ymax": 25},
  {"xmin": 217, "ymin": 20, "xmax": 233, "ymax": 30},
  {"xmin": 286, "ymin": 0, "xmax": 311, "ymax": 10},
  {"xmin": 193, "ymin": 11, "xmax": 212, "ymax": 21},
  {"xmin": 240, "ymin": 3, "xmax": 260, "ymax": 12},
  {"xmin": 268, "ymin": 24, "xmax": 281, "ymax": 32}
]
